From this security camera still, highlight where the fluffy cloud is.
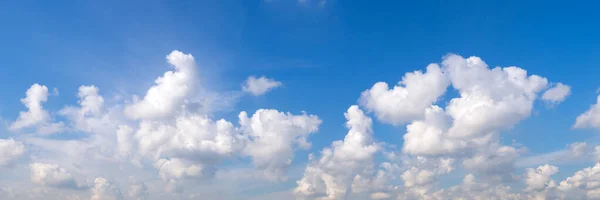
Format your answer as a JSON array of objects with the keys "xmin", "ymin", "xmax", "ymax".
[
  {"xmin": 91, "ymin": 177, "xmax": 123, "ymax": 200},
  {"xmin": 29, "ymin": 163, "xmax": 78, "ymax": 189},
  {"xmin": 359, "ymin": 64, "xmax": 449, "ymax": 125},
  {"xmin": 574, "ymin": 95, "xmax": 600, "ymax": 129},
  {"xmin": 124, "ymin": 50, "xmax": 197, "ymax": 120},
  {"xmin": 240, "ymin": 109, "xmax": 321, "ymax": 180},
  {"xmin": 242, "ymin": 76, "xmax": 282, "ymax": 96},
  {"xmin": 443, "ymin": 55, "xmax": 548, "ymax": 139},
  {"xmin": 0, "ymin": 138, "xmax": 25, "ymax": 166},
  {"xmin": 399, "ymin": 54, "xmax": 549, "ymax": 161},
  {"xmin": 59, "ymin": 85, "xmax": 111, "ymax": 133},
  {"xmin": 128, "ymin": 181, "xmax": 148, "ymax": 200},
  {"xmin": 135, "ymin": 114, "xmax": 241, "ymax": 176},
  {"xmin": 542, "ymin": 83, "xmax": 571, "ymax": 104},
  {"xmin": 10, "ymin": 84, "xmax": 65, "ymax": 134},
  {"xmin": 524, "ymin": 164, "xmax": 559, "ymax": 191},
  {"xmin": 402, "ymin": 105, "xmax": 461, "ymax": 156},
  {"xmin": 398, "ymin": 157, "xmax": 455, "ymax": 199},
  {"xmin": 555, "ymin": 163, "xmax": 600, "ymax": 199},
  {"xmin": 360, "ymin": 54, "xmax": 563, "ymax": 199},
  {"xmin": 294, "ymin": 105, "xmax": 382, "ymax": 199}
]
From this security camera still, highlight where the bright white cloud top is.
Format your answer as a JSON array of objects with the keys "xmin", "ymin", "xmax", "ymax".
[{"xmin": 3, "ymin": 50, "xmax": 600, "ymax": 200}]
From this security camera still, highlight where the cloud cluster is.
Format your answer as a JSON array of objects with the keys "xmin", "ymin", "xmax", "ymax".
[{"xmin": 4, "ymin": 51, "xmax": 600, "ymax": 200}]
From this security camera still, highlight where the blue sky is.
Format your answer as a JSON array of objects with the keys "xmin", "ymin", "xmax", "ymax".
[{"xmin": 1, "ymin": 1, "xmax": 600, "ymax": 199}]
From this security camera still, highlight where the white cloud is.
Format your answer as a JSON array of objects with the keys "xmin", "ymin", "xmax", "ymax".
[
  {"xmin": 542, "ymin": 83, "xmax": 571, "ymax": 104},
  {"xmin": 242, "ymin": 76, "xmax": 282, "ymax": 96},
  {"xmin": 359, "ymin": 63, "xmax": 449, "ymax": 125},
  {"xmin": 10, "ymin": 84, "xmax": 65, "ymax": 134},
  {"xmin": 400, "ymin": 54, "xmax": 549, "ymax": 159},
  {"xmin": 116, "ymin": 125, "xmax": 134, "ymax": 159},
  {"xmin": 0, "ymin": 138, "xmax": 25, "ymax": 166},
  {"xmin": 10, "ymin": 84, "xmax": 50, "ymax": 130},
  {"xmin": 294, "ymin": 105, "xmax": 383, "ymax": 199},
  {"xmin": 462, "ymin": 146, "xmax": 520, "ymax": 182},
  {"xmin": 29, "ymin": 163, "xmax": 78, "ymax": 189},
  {"xmin": 124, "ymin": 50, "xmax": 197, "ymax": 120},
  {"xmin": 524, "ymin": 164, "xmax": 559, "ymax": 191},
  {"xmin": 443, "ymin": 55, "xmax": 548, "ymax": 139},
  {"xmin": 91, "ymin": 177, "xmax": 123, "ymax": 200},
  {"xmin": 134, "ymin": 114, "xmax": 242, "ymax": 185},
  {"xmin": 360, "ymin": 54, "xmax": 558, "ymax": 199},
  {"xmin": 574, "ymin": 95, "xmax": 600, "ymax": 129},
  {"xmin": 556, "ymin": 163, "xmax": 600, "ymax": 199},
  {"xmin": 59, "ymin": 85, "xmax": 114, "ymax": 134},
  {"xmin": 402, "ymin": 105, "xmax": 462, "ymax": 156},
  {"xmin": 398, "ymin": 157, "xmax": 455, "ymax": 199},
  {"xmin": 128, "ymin": 181, "xmax": 148, "ymax": 200},
  {"xmin": 240, "ymin": 109, "xmax": 321, "ymax": 180}
]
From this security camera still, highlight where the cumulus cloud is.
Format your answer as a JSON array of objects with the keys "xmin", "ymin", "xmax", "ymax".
[
  {"xmin": 359, "ymin": 64, "xmax": 449, "ymax": 125},
  {"xmin": 398, "ymin": 157, "xmax": 455, "ymax": 199},
  {"xmin": 240, "ymin": 109, "xmax": 321, "ymax": 180},
  {"xmin": 556, "ymin": 162, "xmax": 600, "ymax": 199},
  {"xmin": 59, "ymin": 85, "xmax": 114, "ymax": 135},
  {"xmin": 128, "ymin": 181, "xmax": 148, "ymax": 200},
  {"xmin": 91, "ymin": 177, "xmax": 123, "ymax": 200},
  {"xmin": 574, "ymin": 95, "xmax": 600, "ymax": 129},
  {"xmin": 124, "ymin": 50, "xmax": 197, "ymax": 120},
  {"xmin": 0, "ymin": 138, "xmax": 26, "ymax": 166},
  {"xmin": 29, "ymin": 163, "xmax": 78, "ymax": 189},
  {"xmin": 134, "ymin": 113, "xmax": 242, "ymax": 187},
  {"xmin": 242, "ymin": 76, "xmax": 282, "ymax": 96},
  {"xmin": 10, "ymin": 84, "xmax": 65, "ymax": 134},
  {"xmin": 524, "ymin": 164, "xmax": 559, "ymax": 191},
  {"xmin": 398, "ymin": 54, "xmax": 549, "ymax": 163},
  {"xmin": 294, "ymin": 105, "xmax": 384, "ymax": 199},
  {"xmin": 359, "ymin": 54, "xmax": 563, "ymax": 199},
  {"xmin": 542, "ymin": 83, "xmax": 571, "ymax": 104}
]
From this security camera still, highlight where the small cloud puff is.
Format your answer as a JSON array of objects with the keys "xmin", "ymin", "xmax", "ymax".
[{"xmin": 242, "ymin": 76, "xmax": 282, "ymax": 96}]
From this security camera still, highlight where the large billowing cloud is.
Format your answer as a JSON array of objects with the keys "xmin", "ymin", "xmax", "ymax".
[
  {"xmin": 0, "ymin": 50, "xmax": 325, "ymax": 199},
  {"xmin": 239, "ymin": 109, "xmax": 321, "ymax": 180}
]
